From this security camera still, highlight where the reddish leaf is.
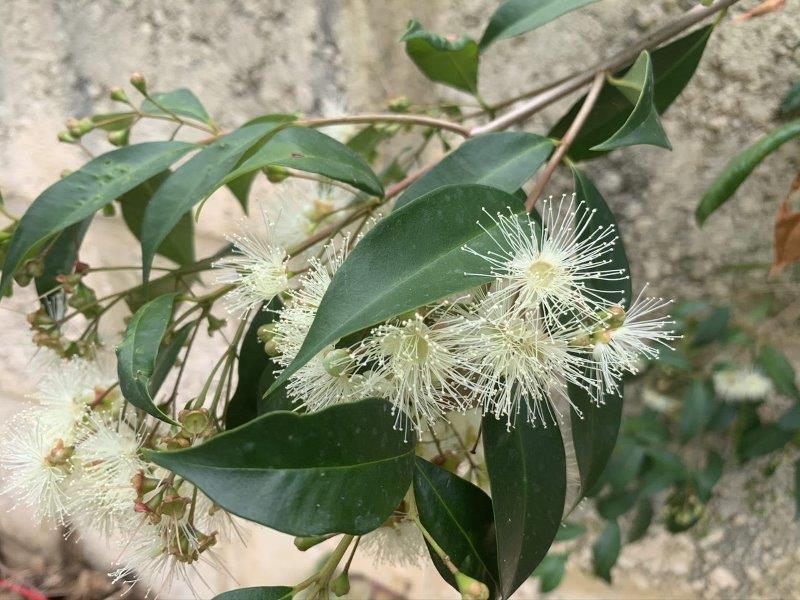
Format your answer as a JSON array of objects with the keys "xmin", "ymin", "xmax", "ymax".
[{"xmin": 771, "ymin": 199, "xmax": 800, "ymax": 277}]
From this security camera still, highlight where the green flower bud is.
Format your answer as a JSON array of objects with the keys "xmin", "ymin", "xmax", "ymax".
[
  {"xmin": 264, "ymin": 339, "xmax": 279, "ymax": 357},
  {"xmin": 130, "ymin": 72, "xmax": 147, "ymax": 93},
  {"xmin": 102, "ymin": 203, "xmax": 116, "ymax": 217},
  {"xmin": 67, "ymin": 117, "xmax": 94, "ymax": 137},
  {"xmin": 60, "ymin": 169, "xmax": 72, "ymax": 179},
  {"xmin": 330, "ymin": 571, "xmax": 350, "ymax": 597},
  {"xmin": 109, "ymin": 86, "xmax": 130, "ymax": 103},
  {"xmin": 58, "ymin": 130, "xmax": 77, "ymax": 144},
  {"xmin": 107, "ymin": 128, "xmax": 130, "ymax": 147},
  {"xmin": 455, "ymin": 572, "xmax": 490, "ymax": 600},
  {"xmin": 322, "ymin": 348, "xmax": 352, "ymax": 377},
  {"xmin": 257, "ymin": 323, "xmax": 277, "ymax": 344},
  {"xmin": 388, "ymin": 96, "xmax": 411, "ymax": 113},
  {"xmin": 265, "ymin": 165, "xmax": 290, "ymax": 183},
  {"xmin": 179, "ymin": 408, "xmax": 211, "ymax": 436},
  {"xmin": 293, "ymin": 534, "xmax": 333, "ymax": 551}
]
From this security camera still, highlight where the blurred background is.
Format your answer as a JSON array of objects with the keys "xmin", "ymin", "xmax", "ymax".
[{"xmin": 0, "ymin": 1, "xmax": 798, "ymax": 598}]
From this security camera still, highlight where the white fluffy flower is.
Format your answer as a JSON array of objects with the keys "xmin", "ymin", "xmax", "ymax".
[
  {"xmin": 0, "ymin": 412, "xmax": 74, "ymax": 523},
  {"xmin": 589, "ymin": 288, "xmax": 677, "ymax": 401},
  {"xmin": 67, "ymin": 416, "xmax": 145, "ymax": 536},
  {"xmin": 360, "ymin": 518, "xmax": 425, "ymax": 567},
  {"xmin": 642, "ymin": 388, "xmax": 680, "ymax": 413},
  {"xmin": 286, "ymin": 347, "xmax": 369, "ymax": 412},
  {"xmin": 464, "ymin": 195, "xmax": 625, "ymax": 321},
  {"xmin": 453, "ymin": 292, "xmax": 595, "ymax": 426},
  {"xmin": 357, "ymin": 308, "xmax": 467, "ymax": 432},
  {"xmin": 713, "ymin": 367, "xmax": 773, "ymax": 403},
  {"xmin": 214, "ymin": 210, "xmax": 289, "ymax": 317}
]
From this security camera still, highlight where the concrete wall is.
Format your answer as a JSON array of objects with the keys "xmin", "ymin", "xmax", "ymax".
[{"xmin": 1, "ymin": 1, "xmax": 799, "ymax": 598}]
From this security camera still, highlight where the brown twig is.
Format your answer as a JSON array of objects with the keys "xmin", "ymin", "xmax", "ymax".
[{"xmin": 524, "ymin": 71, "xmax": 606, "ymax": 212}]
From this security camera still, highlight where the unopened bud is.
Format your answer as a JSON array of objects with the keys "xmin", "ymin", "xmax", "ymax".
[
  {"xmin": 107, "ymin": 129, "xmax": 130, "ymax": 147},
  {"xmin": 388, "ymin": 96, "xmax": 411, "ymax": 113},
  {"xmin": 60, "ymin": 169, "xmax": 72, "ymax": 179},
  {"xmin": 293, "ymin": 534, "xmax": 332, "ymax": 551},
  {"xmin": 179, "ymin": 408, "xmax": 211, "ymax": 436},
  {"xmin": 102, "ymin": 203, "xmax": 116, "ymax": 216},
  {"xmin": 58, "ymin": 131, "xmax": 77, "ymax": 144},
  {"xmin": 265, "ymin": 165, "xmax": 289, "ymax": 183},
  {"xmin": 130, "ymin": 72, "xmax": 147, "ymax": 93},
  {"xmin": 67, "ymin": 117, "xmax": 94, "ymax": 137},
  {"xmin": 109, "ymin": 86, "xmax": 130, "ymax": 103},
  {"xmin": 257, "ymin": 323, "xmax": 277, "ymax": 344},
  {"xmin": 330, "ymin": 571, "xmax": 350, "ymax": 596},
  {"xmin": 455, "ymin": 572, "xmax": 490, "ymax": 600},
  {"xmin": 322, "ymin": 348, "xmax": 351, "ymax": 377}
]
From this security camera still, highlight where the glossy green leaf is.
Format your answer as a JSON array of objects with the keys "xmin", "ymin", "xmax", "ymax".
[
  {"xmin": 696, "ymin": 119, "xmax": 800, "ymax": 224},
  {"xmin": 225, "ymin": 300, "xmax": 281, "ymax": 429},
  {"xmin": 555, "ymin": 521, "xmax": 586, "ymax": 542},
  {"xmin": 532, "ymin": 552, "xmax": 568, "ymax": 594},
  {"xmin": 395, "ymin": 132, "xmax": 554, "ymax": 210},
  {"xmin": 597, "ymin": 491, "xmax": 638, "ymax": 520},
  {"xmin": 34, "ymin": 217, "xmax": 93, "ymax": 304},
  {"xmin": 591, "ymin": 52, "xmax": 671, "ymax": 152},
  {"xmin": 150, "ymin": 322, "xmax": 192, "ymax": 398},
  {"xmin": 223, "ymin": 127, "xmax": 383, "ymax": 196},
  {"xmin": 0, "ymin": 141, "xmax": 193, "ymax": 296},
  {"xmin": 679, "ymin": 379, "xmax": 715, "ymax": 442},
  {"xmin": 569, "ymin": 381, "xmax": 623, "ymax": 498},
  {"xmin": 148, "ymin": 398, "xmax": 414, "ymax": 536},
  {"xmin": 551, "ymin": 26, "xmax": 712, "ymax": 161},
  {"xmin": 268, "ymin": 185, "xmax": 523, "ymax": 395},
  {"xmin": 141, "ymin": 123, "xmax": 282, "ymax": 281},
  {"xmin": 627, "ymin": 498, "xmax": 653, "ymax": 543},
  {"xmin": 738, "ymin": 424, "xmax": 793, "ymax": 462},
  {"xmin": 592, "ymin": 520, "xmax": 621, "ymax": 583},
  {"xmin": 691, "ymin": 307, "xmax": 730, "ymax": 346},
  {"xmin": 116, "ymin": 293, "xmax": 178, "ymax": 424},
  {"xmin": 141, "ymin": 88, "xmax": 212, "ymax": 125},
  {"xmin": 779, "ymin": 82, "xmax": 800, "ymax": 118},
  {"xmin": 119, "ymin": 171, "xmax": 195, "ymax": 265},
  {"xmin": 214, "ymin": 586, "xmax": 293, "ymax": 600},
  {"xmin": 413, "ymin": 458, "xmax": 499, "ymax": 594},
  {"xmin": 605, "ymin": 440, "xmax": 645, "ymax": 493},
  {"xmin": 757, "ymin": 345, "xmax": 800, "ymax": 400},
  {"xmin": 401, "ymin": 20, "xmax": 479, "ymax": 94},
  {"xmin": 483, "ymin": 415, "xmax": 566, "ymax": 598},
  {"xmin": 695, "ymin": 450, "xmax": 723, "ymax": 503},
  {"xmin": 480, "ymin": 0, "xmax": 597, "ymax": 50},
  {"xmin": 571, "ymin": 166, "xmax": 631, "ymax": 307}
]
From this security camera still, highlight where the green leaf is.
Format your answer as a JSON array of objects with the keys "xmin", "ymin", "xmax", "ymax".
[
  {"xmin": 214, "ymin": 586, "xmax": 293, "ymax": 600},
  {"xmin": 483, "ymin": 416, "xmax": 566, "ymax": 598},
  {"xmin": 150, "ymin": 322, "xmax": 192, "ymax": 398},
  {"xmin": 694, "ymin": 450, "xmax": 723, "ymax": 503},
  {"xmin": 480, "ymin": 0, "xmax": 597, "ymax": 50},
  {"xmin": 696, "ymin": 118, "xmax": 800, "ymax": 224},
  {"xmin": 413, "ymin": 457, "xmax": 500, "ymax": 594},
  {"xmin": 347, "ymin": 125, "xmax": 393, "ymax": 163},
  {"xmin": 571, "ymin": 166, "xmax": 631, "ymax": 307},
  {"xmin": 532, "ymin": 552, "xmax": 568, "ymax": 593},
  {"xmin": 551, "ymin": 26, "xmax": 712, "ymax": 161},
  {"xmin": 627, "ymin": 498, "xmax": 653, "ymax": 543},
  {"xmin": 395, "ymin": 132, "xmax": 554, "ymax": 210},
  {"xmin": 795, "ymin": 458, "xmax": 800, "ymax": 520},
  {"xmin": 141, "ymin": 123, "xmax": 282, "ymax": 281},
  {"xmin": 147, "ymin": 398, "xmax": 414, "ymax": 536},
  {"xmin": 779, "ymin": 82, "xmax": 800, "ymax": 118},
  {"xmin": 91, "ymin": 112, "xmax": 136, "ymax": 131},
  {"xmin": 569, "ymin": 381, "xmax": 623, "ymax": 498},
  {"xmin": 691, "ymin": 307, "xmax": 730, "ymax": 346},
  {"xmin": 115, "ymin": 293, "xmax": 178, "ymax": 424},
  {"xmin": 738, "ymin": 424, "xmax": 793, "ymax": 462},
  {"xmin": 757, "ymin": 345, "xmax": 800, "ymax": 400},
  {"xmin": 597, "ymin": 491, "xmax": 638, "ymax": 520},
  {"xmin": 679, "ymin": 379, "xmax": 715, "ymax": 442},
  {"xmin": 141, "ymin": 88, "xmax": 212, "ymax": 125},
  {"xmin": 591, "ymin": 52, "xmax": 671, "ymax": 152},
  {"xmin": 401, "ymin": 20, "xmax": 479, "ymax": 94},
  {"xmin": 605, "ymin": 441, "xmax": 645, "ymax": 493},
  {"xmin": 592, "ymin": 520, "xmax": 621, "ymax": 583},
  {"xmin": 119, "ymin": 171, "xmax": 195, "ymax": 265},
  {"xmin": 555, "ymin": 521, "xmax": 586, "ymax": 542},
  {"xmin": 223, "ymin": 127, "xmax": 383, "ymax": 196},
  {"xmin": 225, "ymin": 300, "xmax": 281, "ymax": 429},
  {"xmin": 268, "ymin": 184, "xmax": 523, "ymax": 396},
  {"xmin": 0, "ymin": 141, "xmax": 194, "ymax": 296},
  {"xmin": 779, "ymin": 405, "xmax": 800, "ymax": 432},
  {"xmin": 34, "ymin": 217, "xmax": 93, "ymax": 303}
]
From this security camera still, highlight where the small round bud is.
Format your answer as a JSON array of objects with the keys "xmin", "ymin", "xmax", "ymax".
[
  {"xmin": 130, "ymin": 72, "xmax": 147, "ymax": 93},
  {"xmin": 60, "ymin": 169, "xmax": 72, "ymax": 179},
  {"xmin": 102, "ymin": 203, "xmax": 116, "ymax": 217},
  {"xmin": 179, "ymin": 408, "xmax": 211, "ymax": 436},
  {"xmin": 67, "ymin": 117, "xmax": 94, "ymax": 137},
  {"xmin": 330, "ymin": 571, "xmax": 350, "ymax": 597},
  {"xmin": 58, "ymin": 130, "xmax": 77, "ymax": 144},
  {"xmin": 388, "ymin": 96, "xmax": 411, "ymax": 113},
  {"xmin": 257, "ymin": 323, "xmax": 277, "ymax": 344},
  {"xmin": 293, "ymin": 534, "xmax": 332, "ymax": 551},
  {"xmin": 321, "ymin": 348, "xmax": 352, "ymax": 377},
  {"xmin": 109, "ymin": 86, "xmax": 130, "ymax": 103},
  {"xmin": 264, "ymin": 339, "xmax": 280, "ymax": 357},
  {"xmin": 265, "ymin": 165, "xmax": 289, "ymax": 183},
  {"xmin": 455, "ymin": 572, "xmax": 490, "ymax": 600},
  {"xmin": 107, "ymin": 128, "xmax": 130, "ymax": 147}
]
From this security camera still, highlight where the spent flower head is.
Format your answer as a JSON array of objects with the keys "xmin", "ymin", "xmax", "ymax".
[{"xmin": 713, "ymin": 367, "xmax": 773, "ymax": 403}]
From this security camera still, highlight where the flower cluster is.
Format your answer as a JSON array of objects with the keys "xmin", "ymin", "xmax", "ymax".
[
  {"xmin": 219, "ymin": 194, "xmax": 677, "ymax": 433},
  {"xmin": 0, "ymin": 352, "xmax": 233, "ymax": 595}
]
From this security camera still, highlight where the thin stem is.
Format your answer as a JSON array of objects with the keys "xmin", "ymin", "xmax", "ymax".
[
  {"xmin": 471, "ymin": 0, "xmax": 740, "ymax": 136},
  {"xmin": 291, "ymin": 534, "xmax": 355, "ymax": 596},
  {"xmin": 298, "ymin": 113, "xmax": 471, "ymax": 138},
  {"xmin": 524, "ymin": 71, "xmax": 606, "ymax": 212}
]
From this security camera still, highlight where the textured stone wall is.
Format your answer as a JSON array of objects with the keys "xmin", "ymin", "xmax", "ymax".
[{"xmin": 1, "ymin": 1, "xmax": 798, "ymax": 598}]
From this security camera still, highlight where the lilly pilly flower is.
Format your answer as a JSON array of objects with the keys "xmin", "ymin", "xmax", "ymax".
[
  {"xmin": 357, "ymin": 308, "xmax": 466, "ymax": 432},
  {"xmin": 587, "ymin": 287, "xmax": 677, "ymax": 401},
  {"xmin": 213, "ymin": 210, "xmax": 289, "ymax": 316},
  {"xmin": 454, "ymin": 291, "xmax": 595, "ymax": 426},
  {"xmin": 464, "ymin": 195, "xmax": 625, "ymax": 320},
  {"xmin": 713, "ymin": 367, "xmax": 773, "ymax": 403},
  {"xmin": 360, "ymin": 517, "xmax": 425, "ymax": 567}
]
